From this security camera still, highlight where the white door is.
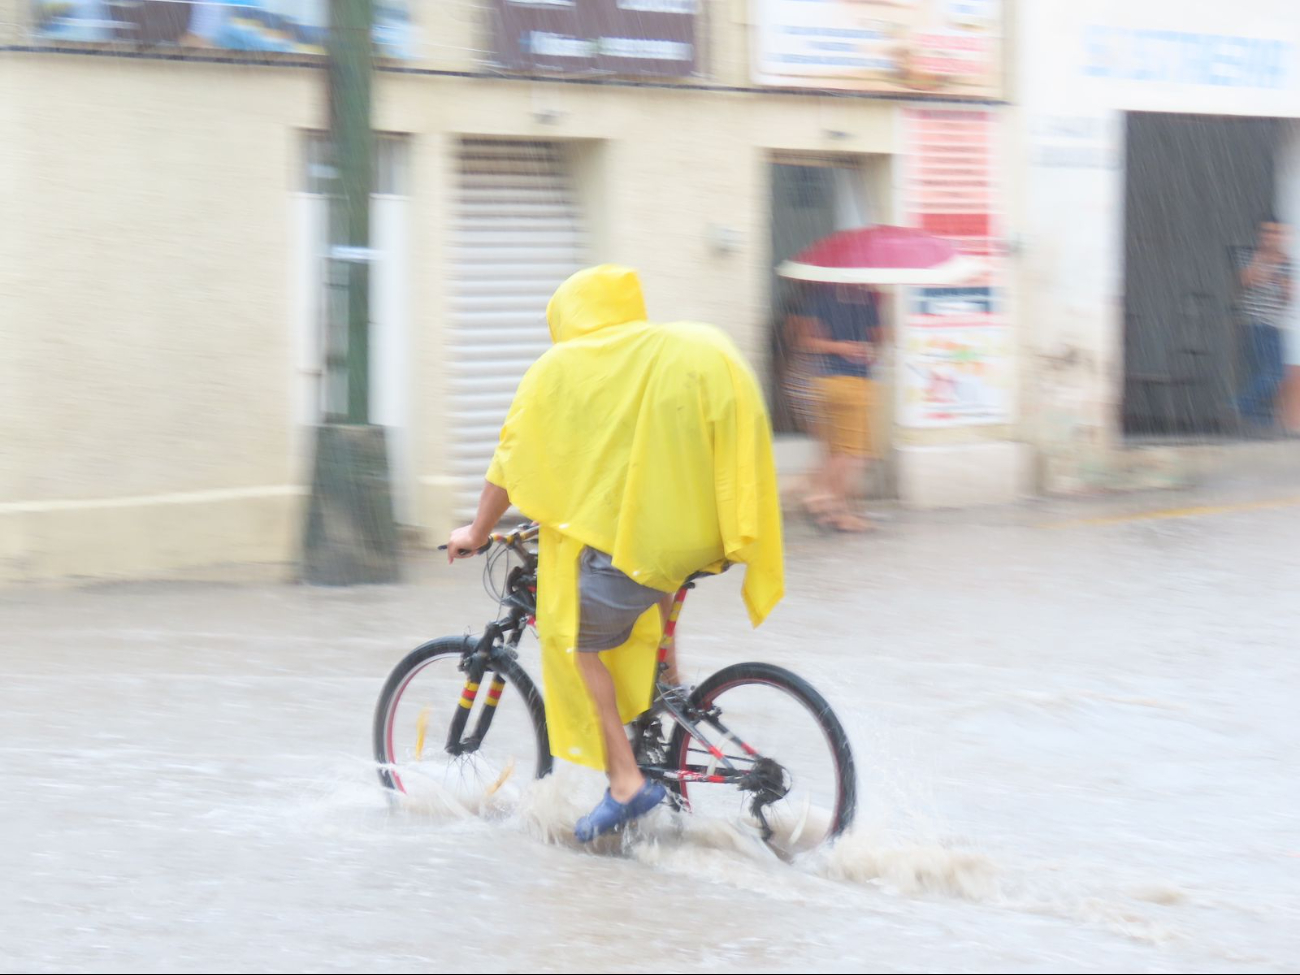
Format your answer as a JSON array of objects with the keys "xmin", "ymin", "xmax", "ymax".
[{"xmin": 294, "ymin": 134, "xmax": 413, "ymax": 521}]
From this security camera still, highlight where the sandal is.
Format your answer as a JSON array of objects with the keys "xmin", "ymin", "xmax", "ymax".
[
  {"xmin": 575, "ymin": 781, "xmax": 668, "ymax": 842},
  {"xmin": 800, "ymin": 495, "xmax": 839, "ymax": 534},
  {"xmin": 828, "ymin": 512, "xmax": 875, "ymax": 533}
]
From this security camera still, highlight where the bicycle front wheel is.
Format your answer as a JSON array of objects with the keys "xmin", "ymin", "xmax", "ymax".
[
  {"xmin": 667, "ymin": 662, "xmax": 856, "ymax": 856},
  {"xmin": 373, "ymin": 636, "xmax": 551, "ymax": 810}
]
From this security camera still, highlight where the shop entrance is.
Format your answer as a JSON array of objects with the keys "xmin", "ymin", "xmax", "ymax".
[
  {"xmin": 768, "ymin": 157, "xmax": 870, "ymax": 433},
  {"xmin": 1122, "ymin": 112, "xmax": 1279, "ymax": 435}
]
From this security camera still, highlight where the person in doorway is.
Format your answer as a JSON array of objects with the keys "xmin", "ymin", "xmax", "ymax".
[
  {"xmin": 1236, "ymin": 217, "xmax": 1292, "ymax": 431},
  {"xmin": 787, "ymin": 283, "xmax": 883, "ymax": 532},
  {"xmin": 779, "ymin": 283, "xmax": 824, "ymax": 439},
  {"xmin": 447, "ymin": 265, "xmax": 784, "ymax": 842}
]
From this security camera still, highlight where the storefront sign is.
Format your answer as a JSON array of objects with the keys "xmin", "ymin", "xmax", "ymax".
[
  {"xmin": 1082, "ymin": 26, "xmax": 1290, "ymax": 90},
  {"xmin": 752, "ymin": 0, "xmax": 1001, "ymax": 98},
  {"xmin": 1021, "ymin": 0, "xmax": 1300, "ymax": 119},
  {"xmin": 899, "ymin": 107, "xmax": 1011, "ymax": 427},
  {"xmin": 490, "ymin": 0, "xmax": 698, "ymax": 77}
]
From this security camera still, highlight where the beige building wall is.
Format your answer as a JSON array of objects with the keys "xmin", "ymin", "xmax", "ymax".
[
  {"xmin": 2, "ymin": 55, "xmax": 323, "ymax": 581},
  {"xmin": 1, "ymin": 0, "xmax": 21, "ymax": 44},
  {"xmin": 1, "ymin": 4, "xmax": 22, "ymax": 570},
  {"xmin": 3, "ymin": 0, "xmax": 1009, "ymax": 582}
]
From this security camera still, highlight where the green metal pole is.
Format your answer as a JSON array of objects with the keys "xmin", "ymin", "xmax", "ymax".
[
  {"xmin": 303, "ymin": 0, "xmax": 399, "ymax": 585},
  {"xmin": 330, "ymin": 0, "xmax": 373, "ymax": 424}
]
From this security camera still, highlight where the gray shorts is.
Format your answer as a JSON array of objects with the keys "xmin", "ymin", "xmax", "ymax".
[{"xmin": 577, "ymin": 547, "xmax": 665, "ymax": 652}]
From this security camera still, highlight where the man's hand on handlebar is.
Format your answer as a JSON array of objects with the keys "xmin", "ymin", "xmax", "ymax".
[
  {"xmin": 446, "ymin": 524, "xmax": 490, "ymax": 563},
  {"xmin": 444, "ymin": 481, "xmax": 513, "ymax": 563}
]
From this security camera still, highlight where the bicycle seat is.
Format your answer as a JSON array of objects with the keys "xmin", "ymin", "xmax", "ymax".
[{"xmin": 684, "ymin": 562, "xmax": 733, "ymax": 585}]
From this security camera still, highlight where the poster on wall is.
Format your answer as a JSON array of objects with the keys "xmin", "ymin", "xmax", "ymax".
[
  {"xmin": 29, "ymin": 1, "xmax": 414, "ymax": 58},
  {"xmin": 490, "ymin": 0, "xmax": 698, "ymax": 77},
  {"xmin": 752, "ymin": 0, "xmax": 1001, "ymax": 97},
  {"xmin": 899, "ymin": 106, "xmax": 1009, "ymax": 426},
  {"xmin": 899, "ymin": 322, "xmax": 1012, "ymax": 425}
]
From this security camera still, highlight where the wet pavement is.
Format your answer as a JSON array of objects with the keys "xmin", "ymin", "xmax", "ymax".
[{"xmin": 3, "ymin": 485, "xmax": 1299, "ymax": 973}]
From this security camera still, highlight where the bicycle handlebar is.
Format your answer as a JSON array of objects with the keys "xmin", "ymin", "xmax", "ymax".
[{"xmin": 438, "ymin": 523, "xmax": 540, "ymax": 559}]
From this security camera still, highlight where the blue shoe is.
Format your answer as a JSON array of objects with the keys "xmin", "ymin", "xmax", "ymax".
[{"xmin": 574, "ymin": 781, "xmax": 667, "ymax": 842}]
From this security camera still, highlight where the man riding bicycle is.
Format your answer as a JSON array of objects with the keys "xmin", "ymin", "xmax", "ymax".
[{"xmin": 448, "ymin": 265, "xmax": 784, "ymax": 842}]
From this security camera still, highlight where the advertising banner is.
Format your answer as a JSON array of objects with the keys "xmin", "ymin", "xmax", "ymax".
[
  {"xmin": 899, "ymin": 107, "xmax": 1010, "ymax": 426},
  {"xmin": 30, "ymin": 1, "xmax": 413, "ymax": 58},
  {"xmin": 752, "ymin": 0, "xmax": 1001, "ymax": 97},
  {"xmin": 491, "ymin": 0, "xmax": 698, "ymax": 77}
]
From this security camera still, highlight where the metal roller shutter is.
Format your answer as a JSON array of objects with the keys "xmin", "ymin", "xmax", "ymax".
[{"xmin": 449, "ymin": 138, "xmax": 588, "ymax": 517}]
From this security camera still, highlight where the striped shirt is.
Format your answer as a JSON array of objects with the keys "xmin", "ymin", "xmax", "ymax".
[{"xmin": 1242, "ymin": 258, "xmax": 1292, "ymax": 327}]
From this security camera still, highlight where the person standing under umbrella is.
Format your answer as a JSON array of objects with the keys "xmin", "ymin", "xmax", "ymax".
[
  {"xmin": 779, "ymin": 224, "xmax": 981, "ymax": 528},
  {"xmin": 788, "ymin": 283, "xmax": 882, "ymax": 532}
]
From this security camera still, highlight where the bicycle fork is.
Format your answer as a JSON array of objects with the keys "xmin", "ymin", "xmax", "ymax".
[{"xmin": 445, "ymin": 626, "xmax": 509, "ymax": 756}]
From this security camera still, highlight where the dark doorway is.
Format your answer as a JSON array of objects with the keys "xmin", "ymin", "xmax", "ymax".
[
  {"xmin": 1123, "ymin": 113, "xmax": 1279, "ymax": 435},
  {"xmin": 768, "ymin": 160, "xmax": 862, "ymax": 433}
]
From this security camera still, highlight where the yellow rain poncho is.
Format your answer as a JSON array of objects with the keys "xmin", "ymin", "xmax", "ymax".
[{"xmin": 485, "ymin": 265, "xmax": 784, "ymax": 770}]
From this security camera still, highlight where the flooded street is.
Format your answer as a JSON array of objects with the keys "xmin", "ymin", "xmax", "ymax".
[
  {"xmin": 4, "ymin": 491, "xmax": 1299, "ymax": 973},
  {"xmin": 10, "ymin": 1, "xmax": 1300, "ymax": 971}
]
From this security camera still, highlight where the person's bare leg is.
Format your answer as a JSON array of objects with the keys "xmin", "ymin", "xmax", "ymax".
[
  {"xmin": 802, "ymin": 447, "xmax": 837, "ymax": 516},
  {"xmin": 576, "ymin": 651, "xmax": 645, "ymax": 803},
  {"xmin": 828, "ymin": 453, "xmax": 872, "ymax": 531},
  {"xmin": 843, "ymin": 455, "xmax": 867, "ymax": 506},
  {"xmin": 801, "ymin": 412, "xmax": 836, "ymax": 516},
  {"xmin": 825, "ymin": 453, "xmax": 849, "ymax": 511}
]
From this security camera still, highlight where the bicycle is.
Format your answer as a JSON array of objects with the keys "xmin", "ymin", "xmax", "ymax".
[{"xmin": 373, "ymin": 524, "xmax": 857, "ymax": 855}]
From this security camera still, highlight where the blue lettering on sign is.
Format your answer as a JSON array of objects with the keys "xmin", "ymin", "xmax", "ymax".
[{"xmin": 1082, "ymin": 26, "xmax": 1290, "ymax": 90}]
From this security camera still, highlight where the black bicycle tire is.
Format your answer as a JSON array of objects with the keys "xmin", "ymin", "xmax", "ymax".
[
  {"xmin": 666, "ymin": 661, "xmax": 857, "ymax": 842},
  {"xmin": 372, "ymin": 635, "xmax": 552, "ymax": 790}
]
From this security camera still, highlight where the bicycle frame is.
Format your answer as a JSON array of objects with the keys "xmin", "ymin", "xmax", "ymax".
[
  {"xmin": 395, "ymin": 525, "xmax": 851, "ymax": 849},
  {"xmin": 440, "ymin": 530, "xmax": 768, "ymax": 801},
  {"xmin": 637, "ymin": 579, "xmax": 766, "ymax": 791}
]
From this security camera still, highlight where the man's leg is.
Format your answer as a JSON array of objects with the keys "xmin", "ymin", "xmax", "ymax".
[
  {"xmin": 1239, "ymin": 323, "xmax": 1274, "ymax": 423},
  {"xmin": 1262, "ymin": 324, "xmax": 1286, "ymax": 424},
  {"xmin": 815, "ymin": 379, "xmax": 868, "ymax": 529},
  {"xmin": 572, "ymin": 549, "xmax": 671, "ymax": 838},
  {"xmin": 842, "ymin": 454, "xmax": 868, "ymax": 508},
  {"xmin": 802, "ymin": 442, "xmax": 837, "ymax": 511},
  {"xmin": 803, "ymin": 381, "xmax": 838, "ymax": 518},
  {"xmin": 829, "ymin": 453, "xmax": 871, "ymax": 530},
  {"xmin": 575, "ymin": 651, "xmax": 645, "ymax": 803}
]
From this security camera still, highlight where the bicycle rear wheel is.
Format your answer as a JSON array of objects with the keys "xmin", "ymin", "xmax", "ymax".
[
  {"xmin": 667, "ymin": 662, "xmax": 856, "ymax": 855},
  {"xmin": 373, "ymin": 636, "xmax": 551, "ymax": 810}
]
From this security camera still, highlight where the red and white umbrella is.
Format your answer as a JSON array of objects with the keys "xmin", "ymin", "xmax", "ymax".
[{"xmin": 777, "ymin": 225, "xmax": 983, "ymax": 286}]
